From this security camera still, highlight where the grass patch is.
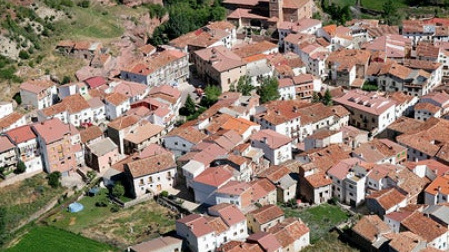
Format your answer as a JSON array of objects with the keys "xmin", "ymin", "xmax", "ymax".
[
  {"xmin": 327, "ymin": 0, "xmax": 357, "ymax": 7},
  {"xmin": 282, "ymin": 203, "xmax": 350, "ymax": 243},
  {"xmin": 0, "ymin": 174, "xmax": 65, "ymax": 232},
  {"xmin": 360, "ymin": 0, "xmax": 408, "ymax": 10},
  {"xmin": 6, "ymin": 225, "xmax": 118, "ymax": 252},
  {"xmin": 48, "ymin": 190, "xmax": 176, "ymax": 247}
]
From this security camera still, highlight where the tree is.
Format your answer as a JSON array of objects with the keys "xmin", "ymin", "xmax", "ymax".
[
  {"xmin": 258, "ymin": 77, "xmax": 280, "ymax": 104},
  {"xmin": 111, "ymin": 182, "xmax": 125, "ymax": 198},
  {"xmin": 15, "ymin": 161, "xmax": 26, "ymax": 174},
  {"xmin": 18, "ymin": 50, "xmax": 30, "ymax": 60},
  {"xmin": 382, "ymin": 0, "xmax": 398, "ymax": 25},
  {"xmin": 48, "ymin": 171, "xmax": 61, "ymax": 188},
  {"xmin": 200, "ymin": 85, "xmax": 221, "ymax": 107},
  {"xmin": 61, "ymin": 75, "xmax": 71, "ymax": 85},
  {"xmin": 236, "ymin": 76, "xmax": 255, "ymax": 96},
  {"xmin": 87, "ymin": 170, "xmax": 96, "ymax": 182},
  {"xmin": 180, "ymin": 94, "xmax": 196, "ymax": 116},
  {"xmin": 312, "ymin": 92, "xmax": 320, "ymax": 103},
  {"xmin": 322, "ymin": 89, "xmax": 333, "ymax": 106}
]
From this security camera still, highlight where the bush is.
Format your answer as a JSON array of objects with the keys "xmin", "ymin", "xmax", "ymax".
[
  {"xmin": 61, "ymin": 75, "xmax": 71, "ymax": 84},
  {"xmin": 110, "ymin": 205, "xmax": 120, "ymax": 212},
  {"xmin": 78, "ymin": 0, "xmax": 90, "ymax": 8},
  {"xmin": 48, "ymin": 171, "xmax": 62, "ymax": 188},
  {"xmin": 111, "ymin": 182, "xmax": 125, "ymax": 198},
  {"xmin": 160, "ymin": 191, "xmax": 169, "ymax": 197},
  {"xmin": 19, "ymin": 50, "xmax": 30, "ymax": 60},
  {"xmin": 14, "ymin": 161, "xmax": 26, "ymax": 174},
  {"xmin": 95, "ymin": 197, "xmax": 108, "ymax": 207}
]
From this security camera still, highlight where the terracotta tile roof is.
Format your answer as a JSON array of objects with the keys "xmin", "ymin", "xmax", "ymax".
[
  {"xmin": 195, "ymin": 46, "xmax": 246, "ymax": 72},
  {"xmin": 327, "ymin": 49, "xmax": 371, "ymax": 72},
  {"xmin": 5, "ymin": 125, "xmax": 36, "ymax": 144},
  {"xmin": 397, "ymin": 118, "xmax": 449, "ymax": 159},
  {"xmin": 41, "ymin": 94, "xmax": 90, "ymax": 116},
  {"xmin": 216, "ymin": 180, "xmax": 251, "ymax": 196},
  {"xmin": 111, "ymin": 79, "xmax": 148, "ymax": 98},
  {"xmin": 138, "ymin": 44, "xmax": 156, "ymax": 55},
  {"xmin": 249, "ymin": 204, "xmax": 284, "ymax": 225},
  {"xmin": 298, "ymin": 144, "xmax": 352, "ymax": 173},
  {"xmin": 250, "ymin": 129, "xmax": 291, "ymax": 149},
  {"xmin": 363, "ymin": 35, "xmax": 411, "ymax": 59},
  {"xmin": 327, "ymin": 158, "xmax": 362, "ymax": 180},
  {"xmin": 387, "ymin": 116, "xmax": 423, "ymax": 134},
  {"xmin": 84, "ymin": 76, "xmax": 107, "ymax": 89},
  {"xmin": 0, "ymin": 112, "xmax": 24, "ymax": 131},
  {"xmin": 415, "ymin": 102, "xmax": 441, "ymax": 114},
  {"xmin": 367, "ymin": 25, "xmax": 399, "ymax": 38},
  {"xmin": 227, "ymin": 8, "xmax": 268, "ymax": 20},
  {"xmin": 205, "ymin": 216, "xmax": 229, "ymax": 234},
  {"xmin": 124, "ymin": 49, "xmax": 187, "ymax": 76},
  {"xmin": 425, "ymin": 175, "xmax": 449, "ymax": 196},
  {"xmin": 384, "ymin": 231, "xmax": 425, "ymax": 252},
  {"xmin": 221, "ymin": 117, "xmax": 259, "ymax": 136},
  {"xmin": 352, "ymin": 138, "xmax": 407, "ymax": 163},
  {"xmin": 282, "ymin": 0, "xmax": 310, "ymax": 9},
  {"xmin": 165, "ymin": 126, "xmax": 207, "ymax": 144},
  {"xmin": 366, "ymin": 187, "xmax": 407, "ymax": 211},
  {"xmin": 176, "ymin": 214, "xmax": 215, "ymax": 237},
  {"xmin": 108, "ymin": 115, "xmax": 140, "ymax": 131},
  {"xmin": 402, "ymin": 212, "xmax": 448, "ymax": 242},
  {"xmin": 193, "ymin": 166, "xmax": 233, "ymax": 187},
  {"xmin": 32, "ymin": 118, "xmax": 78, "ymax": 144},
  {"xmin": 333, "ymin": 89, "xmax": 396, "ymax": 116},
  {"xmin": 232, "ymin": 41, "xmax": 277, "ymax": 58},
  {"xmin": 169, "ymin": 27, "xmax": 228, "ymax": 49},
  {"xmin": 209, "ymin": 203, "xmax": 246, "ymax": 226},
  {"xmin": 304, "ymin": 172, "xmax": 332, "ymax": 188},
  {"xmin": 385, "ymin": 211, "xmax": 414, "ymax": 223},
  {"xmin": 79, "ymin": 126, "xmax": 103, "ymax": 144},
  {"xmin": 404, "ymin": 159, "xmax": 449, "ymax": 177},
  {"xmin": 421, "ymin": 92, "xmax": 449, "ymax": 107},
  {"xmin": 206, "ymin": 21, "xmax": 235, "ymax": 30},
  {"xmin": 258, "ymin": 164, "xmax": 291, "ymax": 183},
  {"xmin": 268, "ymin": 218, "xmax": 309, "ymax": 248},
  {"xmin": 126, "ymin": 152, "xmax": 175, "ymax": 178},
  {"xmin": 352, "ymin": 215, "xmax": 391, "ymax": 242},
  {"xmin": 0, "ymin": 135, "xmax": 15, "ymax": 153},
  {"xmin": 105, "ymin": 92, "xmax": 128, "ymax": 106},
  {"xmin": 20, "ymin": 79, "xmax": 55, "ymax": 94},
  {"xmin": 148, "ymin": 85, "xmax": 181, "ymax": 103},
  {"xmin": 247, "ymin": 232, "xmax": 282, "ymax": 252},
  {"xmin": 124, "ymin": 122, "xmax": 163, "ymax": 144},
  {"xmin": 217, "ymin": 241, "xmax": 264, "ymax": 252},
  {"xmin": 139, "ymin": 143, "xmax": 170, "ymax": 158},
  {"xmin": 250, "ymin": 178, "xmax": 277, "ymax": 201}
]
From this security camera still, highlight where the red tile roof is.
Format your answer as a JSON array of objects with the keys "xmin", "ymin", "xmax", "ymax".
[
  {"xmin": 6, "ymin": 125, "xmax": 36, "ymax": 144},
  {"xmin": 249, "ymin": 204, "xmax": 284, "ymax": 225},
  {"xmin": 0, "ymin": 135, "xmax": 15, "ymax": 153},
  {"xmin": 193, "ymin": 166, "xmax": 233, "ymax": 187},
  {"xmin": 84, "ymin": 76, "xmax": 107, "ymax": 89},
  {"xmin": 32, "ymin": 118, "xmax": 77, "ymax": 144},
  {"xmin": 250, "ymin": 129, "xmax": 292, "ymax": 149}
]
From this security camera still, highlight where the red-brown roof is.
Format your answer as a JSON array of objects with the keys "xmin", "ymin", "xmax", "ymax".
[
  {"xmin": 5, "ymin": 125, "xmax": 37, "ymax": 144},
  {"xmin": 193, "ymin": 166, "xmax": 233, "ymax": 187}
]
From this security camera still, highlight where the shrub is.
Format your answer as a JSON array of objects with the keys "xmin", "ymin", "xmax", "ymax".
[
  {"xmin": 18, "ymin": 50, "xmax": 30, "ymax": 59},
  {"xmin": 160, "ymin": 190, "xmax": 169, "ymax": 197},
  {"xmin": 78, "ymin": 0, "xmax": 90, "ymax": 8},
  {"xmin": 110, "ymin": 205, "xmax": 120, "ymax": 212},
  {"xmin": 48, "ymin": 171, "xmax": 61, "ymax": 188}
]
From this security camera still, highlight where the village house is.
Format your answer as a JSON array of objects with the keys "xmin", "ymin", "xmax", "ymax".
[
  {"xmin": 292, "ymin": 74, "xmax": 316, "ymax": 100},
  {"xmin": 170, "ymin": 21, "xmax": 236, "ymax": 54},
  {"xmin": 104, "ymin": 92, "xmax": 130, "ymax": 120},
  {"xmin": 123, "ymin": 122, "xmax": 164, "ymax": 155},
  {"xmin": 257, "ymin": 164, "xmax": 297, "ymax": 203},
  {"xmin": 125, "ymin": 152, "xmax": 177, "ymax": 198},
  {"xmin": 249, "ymin": 178, "xmax": 278, "ymax": 206},
  {"xmin": 0, "ymin": 112, "xmax": 27, "ymax": 133},
  {"xmin": 0, "ymin": 136, "xmax": 17, "ymax": 173},
  {"xmin": 268, "ymin": 217, "xmax": 310, "ymax": 252},
  {"xmin": 254, "ymin": 100, "xmax": 345, "ymax": 144},
  {"xmin": 351, "ymin": 215, "xmax": 392, "ymax": 252},
  {"xmin": 107, "ymin": 115, "xmax": 141, "ymax": 154},
  {"xmin": 0, "ymin": 102, "xmax": 13, "ymax": 119},
  {"xmin": 215, "ymin": 180, "xmax": 252, "ymax": 209},
  {"xmin": 192, "ymin": 165, "xmax": 234, "ymax": 205},
  {"xmin": 327, "ymin": 49, "xmax": 371, "ymax": 88},
  {"xmin": 424, "ymin": 175, "xmax": 449, "ymax": 205},
  {"xmin": 163, "ymin": 126, "xmax": 207, "ymax": 156},
  {"xmin": 148, "ymin": 85, "xmax": 182, "ymax": 117},
  {"xmin": 120, "ymin": 48, "xmax": 189, "ymax": 87},
  {"xmin": 5, "ymin": 125, "xmax": 43, "ymax": 174},
  {"xmin": 56, "ymin": 40, "xmax": 102, "ymax": 60},
  {"xmin": 365, "ymin": 187, "xmax": 408, "ymax": 216},
  {"xmin": 107, "ymin": 79, "xmax": 150, "ymax": 104},
  {"xmin": 85, "ymin": 137, "xmax": 120, "ymax": 173},
  {"xmin": 396, "ymin": 118, "xmax": 449, "ymax": 164},
  {"xmin": 299, "ymin": 171, "xmax": 332, "ymax": 205},
  {"xmin": 246, "ymin": 204, "xmax": 285, "ymax": 233},
  {"xmin": 176, "ymin": 204, "xmax": 248, "ymax": 252},
  {"xmin": 58, "ymin": 82, "xmax": 89, "ymax": 100},
  {"xmin": 250, "ymin": 129, "xmax": 292, "ymax": 165},
  {"xmin": 32, "ymin": 118, "xmax": 82, "ymax": 175},
  {"xmin": 278, "ymin": 18, "xmax": 322, "ymax": 48},
  {"xmin": 38, "ymin": 94, "xmax": 93, "ymax": 127},
  {"xmin": 87, "ymin": 97, "xmax": 106, "ymax": 124},
  {"xmin": 193, "ymin": 46, "xmax": 247, "ymax": 92},
  {"xmin": 340, "ymin": 125, "xmax": 369, "ymax": 149},
  {"xmin": 303, "ymin": 129, "xmax": 343, "ymax": 151},
  {"xmin": 20, "ymin": 78, "xmax": 58, "ymax": 110},
  {"xmin": 351, "ymin": 138, "xmax": 407, "ymax": 165},
  {"xmin": 333, "ymin": 90, "xmax": 396, "ymax": 136}
]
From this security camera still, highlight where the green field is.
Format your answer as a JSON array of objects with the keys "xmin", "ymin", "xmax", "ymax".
[
  {"xmin": 48, "ymin": 189, "xmax": 175, "ymax": 246},
  {"xmin": 6, "ymin": 225, "xmax": 118, "ymax": 252},
  {"xmin": 283, "ymin": 204, "xmax": 351, "ymax": 243},
  {"xmin": 0, "ymin": 174, "xmax": 65, "ymax": 232}
]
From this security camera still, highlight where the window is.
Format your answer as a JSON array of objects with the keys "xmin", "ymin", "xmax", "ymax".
[{"xmin": 149, "ymin": 177, "xmax": 153, "ymax": 183}]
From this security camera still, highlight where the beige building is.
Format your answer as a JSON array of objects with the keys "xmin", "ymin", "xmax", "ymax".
[{"xmin": 192, "ymin": 46, "xmax": 247, "ymax": 92}]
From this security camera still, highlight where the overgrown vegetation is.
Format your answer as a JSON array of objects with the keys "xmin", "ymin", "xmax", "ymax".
[
  {"xmin": 257, "ymin": 77, "xmax": 280, "ymax": 104},
  {"xmin": 230, "ymin": 76, "xmax": 255, "ymax": 96},
  {"xmin": 150, "ymin": 0, "xmax": 226, "ymax": 45}
]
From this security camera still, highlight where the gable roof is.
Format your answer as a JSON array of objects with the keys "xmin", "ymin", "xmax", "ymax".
[
  {"xmin": 250, "ymin": 129, "xmax": 292, "ymax": 149},
  {"xmin": 352, "ymin": 215, "xmax": 391, "ymax": 243},
  {"xmin": 193, "ymin": 166, "xmax": 233, "ymax": 187},
  {"xmin": 126, "ymin": 152, "xmax": 175, "ymax": 178},
  {"xmin": 249, "ymin": 204, "xmax": 284, "ymax": 225}
]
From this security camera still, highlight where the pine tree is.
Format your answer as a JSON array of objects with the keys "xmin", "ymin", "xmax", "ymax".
[{"xmin": 323, "ymin": 89, "xmax": 333, "ymax": 106}]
